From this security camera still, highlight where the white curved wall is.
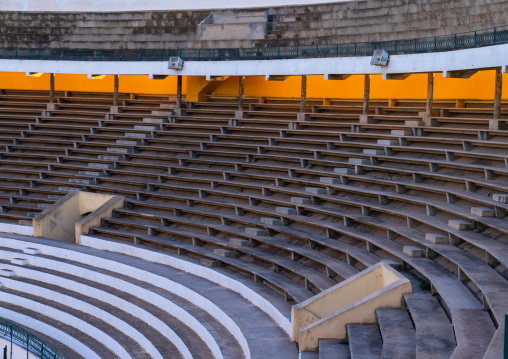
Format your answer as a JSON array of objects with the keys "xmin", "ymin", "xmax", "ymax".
[{"xmin": 0, "ymin": 0, "xmax": 353, "ymax": 12}]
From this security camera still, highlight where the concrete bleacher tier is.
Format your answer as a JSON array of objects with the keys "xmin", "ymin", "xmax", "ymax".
[
  {"xmin": 0, "ymin": 89, "xmax": 508, "ymax": 357},
  {"xmin": 0, "ymin": 0, "xmax": 505, "ymax": 50}
]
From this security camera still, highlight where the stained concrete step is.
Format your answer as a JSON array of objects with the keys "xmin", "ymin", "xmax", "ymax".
[
  {"xmin": 403, "ymin": 293, "xmax": 456, "ymax": 359},
  {"xmin": 375, "ymin": 307, "xmax": 416, "ymax": 359},
  {"xmin": 347, "ymin": 324, "xmax": 382, "ymax": 359},
  {"xmin": 319, "ymin": 339, "xmax": 351, "ymax": 359}
]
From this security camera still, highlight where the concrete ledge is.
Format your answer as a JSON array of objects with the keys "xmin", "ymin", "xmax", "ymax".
[{"xmin": 471, "ymin": 207, "xmax": 495, "ymax": 217}]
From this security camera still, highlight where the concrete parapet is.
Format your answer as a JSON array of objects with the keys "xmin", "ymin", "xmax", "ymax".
[
  {"xmin": 292, "ymin": 262, "xmax": 412, "ymax": 351},
  {"xmin": 33, "ymin": 191, "xmax": 124, "ymax": 243}
]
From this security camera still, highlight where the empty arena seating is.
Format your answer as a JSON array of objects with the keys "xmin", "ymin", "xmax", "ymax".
[
  {"xmin": 0, "ymin": 0, "xmax": 505, "ymax": 50},
  {"xmin": 0, "ymin": 89, "xmax": 507, "ymax": 357}
]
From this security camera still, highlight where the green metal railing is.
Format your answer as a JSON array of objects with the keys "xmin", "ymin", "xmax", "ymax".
[
  {"xmin": 0, "ymin": 24, "xmax": 507, "ymax": 62},
  {"xmin": 0, "ymin": 317, "xmax": 63, "ymax": 359}
]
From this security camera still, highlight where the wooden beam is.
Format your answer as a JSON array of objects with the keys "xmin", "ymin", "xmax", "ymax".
[
  {"xmin": 300, "ymin": 75, "xmax": 307, "ymax": 113},
  {"xmin": 426, "ymin": 73, "xmax": 434, "ymax": 116},
  {"xmin": 176, "ymin": 75, "xmax": 182, "ymax": 108},
  {"xmin": 113, "ymin": 75, "xmax": 119, "ymax": 107},
  {"xmin": 49, "ymin": 73, "xmax": 55, "ymax": 104},
  {"xmin": 494, "ymin": 67, "xmax": 503, "ymax": 120},
  {"xmin": 363, "ymin": 74, "xmax": 370, "ymax": 115},
  {"xmin": 238, "ymin": 76, "xmax": 245, "ymax": 111}
]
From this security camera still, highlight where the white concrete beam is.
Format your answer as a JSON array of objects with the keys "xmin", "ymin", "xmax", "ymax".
[{"xmin": 3, "ymin": 44, "xmax": 508, "ymax": 78}]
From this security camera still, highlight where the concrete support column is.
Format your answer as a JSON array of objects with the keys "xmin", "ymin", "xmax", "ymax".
[
  {"xmin": 238, "ymin": 76, "xmax": 245, "ymax": 111},
  {"xmin": 113, "ymin": 75, "xmax": 119, "ymax": 107},
  {"xmin": 300, "ymin": 75, "xmax": 307, "ymax": 113},
  {"xmin": 176, "ymin": 75, "xmax": 182, "ymax": 108},
  {"xmin": 493, "ymin": 67, "xmax": 503, "ymax": 120},
  {"xmin": 363, "ymin": 74, "xmax": 370, "ymax": 115},
  {"xmin": 425, "ymin": 73, "xmax": 434, "ymax": 116},
  {"xmin": 49, "ymin": 73, "xmax": 55, "ymax": 104}
]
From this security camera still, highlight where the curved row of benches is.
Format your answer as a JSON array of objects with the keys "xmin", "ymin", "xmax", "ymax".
[{"xmin": 0, "ymin": 90, "xmax": 507, "ymax": 357}]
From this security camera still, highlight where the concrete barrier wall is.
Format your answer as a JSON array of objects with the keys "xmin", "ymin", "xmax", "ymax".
[
  {"xmin": 32, "ymin": 191, "xmax": 121, "ymax": 243},
  {"xmin": 292, "ymin": 263, "xmax": 412, "ymax": 351}
]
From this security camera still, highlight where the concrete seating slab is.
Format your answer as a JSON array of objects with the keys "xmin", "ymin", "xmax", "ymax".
[
  {"xmin": 347, "ymin": 324, "xmax": 382, "ymax": 359},
  {"xmin": 376, "ymin": 307, "xmax": 415, "ymax": 359}
]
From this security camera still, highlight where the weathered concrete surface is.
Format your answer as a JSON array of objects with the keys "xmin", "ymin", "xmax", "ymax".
[{"xmin": 0, "ymin": 0, "xmax": 507, "ymax": 49}]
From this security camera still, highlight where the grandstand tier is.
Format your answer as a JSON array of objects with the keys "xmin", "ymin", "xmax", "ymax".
[
  {"xmin": 0, "ymin": 88, "xmax": 507, "ymax": 357},
  {"xmin": 0, "ymin": 0, "xmax": 506, "ymax": 50}
]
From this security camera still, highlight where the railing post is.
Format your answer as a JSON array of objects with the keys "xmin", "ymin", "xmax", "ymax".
[
  {"xmin": 296, "ymin": 45, "xmax": 299, "ymax": 58},
  {"xmin": 100, "ymin": 50, "xmax": 102, "ymax": 61},
  {"xmin": 454, "ymin": 34, "xmax": 457, "ymax": 49},
  {"xmin": 434, "ymin": 36, "xmax": 437, "ymax": 51},
  {"xmin": 394, "ymin": 40, "xmax": 397, "ymax": 54},
  {"xmin": 414, "ymin": 38, "xmax": 417, "ymax": 52},
  {"xmin": 494, "ymin": 27, "xmax": 497, "ymax": 44},
  {"xmin": 10, "ymin": 324, "xmax": 12, "ymax": 359},
  {"xmin": 474, "ymin": 31, "xmax": 477, "ymax": 46},
  {"xmin": 26, "ymin": 333, "xmax": 29, "ymax": 359},
  {"xmin": 354, "ymin": 43, "xmax": 357, "ymax": 56},
  {"xmin": 278, "ymin": 47, "xmax": 280, "ymax": 58},
  {"xmin": 336, "ymin": 43, "xmax": 338, "ymax": 56},
  {"xmin": 15, "ymin": 49, "xmax": 17, "ymax": 59}
]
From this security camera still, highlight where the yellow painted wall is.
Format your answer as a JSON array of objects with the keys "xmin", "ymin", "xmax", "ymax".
[
  {"xmin": 212, "ymin": 71, "xmax": 507, "ymax": 100},
  {"xmin": 0, "ymin": 72, "xmax": 186, "ymax": 95},
  {"xmin": 0, "ymin": 70, "xmax": 505, "ymax": 100}
]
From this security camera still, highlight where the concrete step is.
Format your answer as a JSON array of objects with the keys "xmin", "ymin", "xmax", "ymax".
[
  {"xmin": 115, "ymin": 139, "xmax": 141, "ymax": 146},
  {"xmin": 349, "ymin": 158, "xmax": 371, "ymax": 165},
  {"xmin": 291, "ymin": 197, "xmax": 311, "ymax": 205},
  {"xmin": 403, "ymin": 293, "xmax": 456, "ymax": 359},
  {"xmin": 125, "ymin": 132, "xmax": 152, "ymax": 139},
  {"xmin": 58, "ymin": 186, "xmax": 79, "ymax": 193},
  {"xmin": 213, "ymin": 248, "xmax": 235, "ymax": 257},
  {"xmin": 245, "ymin": 227, "xmax": 267, "ymax": 236},
  {"xmin": 448, "ymin": 219, "xmax": 472, "ymax": 231},
  {"xmin": 98, "ymin": 155, "xmax": 122, "ymax": 161},
  {"xmin": 37, "ymin": 203, "xmax": 52, "ymax": 209},
  {"xmin": 88, "ymin": 162, "xmax": 114, "ymax": 169},
  {"xmin": 334, "ymin": 168, "xmax": 355, "ymax": 175},
  {"xmin": 347, "ymin": 324, "xmax": 382, "ymax": 359},
  {"xmin": 470, "ymin": 207, "xmax": 494, "ymax": 217},
  {"xmin": 362, "ymin": 149, "xmax": 385, "ymax": 155},
  {"xmin": 229, "ymin": 238, "xmax": 251, "ymax": 247},
  {"xmin": 377, "ymin": 139, "xmax": 399, "ymax": 146},
  {"xmin": 376, "ymin": 307, "xmax": 416, "ymax": 359},
  {"xmin": 425, "ymin": 233, "xmax": 448, "ymax": 244},
  {"xmin": 319, "ymin": 339, "xmax": 350, "ymax": 359},
  {"xmin": 78, "ymin": 170, "xmax": 104, "ymax": 177},
  {"xmin": 276, "ymin": 207, "xmax": 297, "ymax": 215},
  {"xmin": 134, "ymin": 125, "xmax": 160, "ymax": 131},
  {"xmin": 305, "ymin": 187, "xmax": 327, "ymax": 195},
  {"xmin": 260, "ymin": 217, "xmax": 282, "ymax": 226},
  {"xmin": 106, "ymin": 147, "xmax": 134, "ymax": 154},
  {"xmin": 143, "ymin": 118, "xmax": 167, "ymax": 124},
  {"xmin": 320, "ymin": 177, "xmax": 340, "ymax": 185},
  {"xmin": 48, "ymin": 195, "xmax": 64, "ymax": 200},
  {"xmin": 68, "ymin": 178, "xmax": 94, "ymax": 185}
]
